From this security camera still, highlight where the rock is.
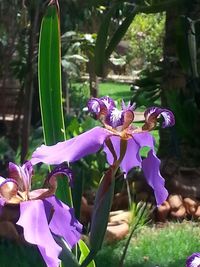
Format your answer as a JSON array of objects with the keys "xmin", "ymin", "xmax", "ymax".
[
  {"xmin": 168, "ymin": 194, "xmax": 183, "ymax": 210},
  {"xmin": 183, "ymin": 197, "xmax": 198, "ymax": 215},
  {"xmin": 194, "ymin": 205, "xmax": 200, "ymax": 218},
  {"xmin": 170, "ymin": 205, "xmax": 186, "ymax": 219},
  {"xmin": 163, "ymin": 160, "xmax": 200, "ymax": 199},
  {"xmin": 157, "ymin": 201, "xmax": 170, "ymax": 222},
  {"xmin": 105, "ymin": 221, "xmax": 129, "ymax": 243},
  {"xmin": 167, "ymin": 194, "xmax": 186, "ymax": 219},
  {"xmin": 109, "ymin": 210, "xmax": 131, "ymax": 224}
]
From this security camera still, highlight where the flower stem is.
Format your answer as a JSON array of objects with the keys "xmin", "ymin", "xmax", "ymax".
[{"xmin": 126, "ymin": 179, "xmax": 132, "ymax": 209}]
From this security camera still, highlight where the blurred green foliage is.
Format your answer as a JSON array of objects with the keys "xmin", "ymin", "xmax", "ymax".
[{"xmin": 126, "ymin": 13, "xmax": 165, "ymax": 69}]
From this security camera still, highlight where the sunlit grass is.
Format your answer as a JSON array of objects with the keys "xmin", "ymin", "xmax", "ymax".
[
  {"xmin": 95, "ymin": 221, "xmax": 200, "ymax": 267},
  {"xmin": 72, "ymin": 81, "xmax": 132, "ymax": 102},
  {"xmin": 99, "ymin": 82, "xmax": 132, "ymax": 102}
]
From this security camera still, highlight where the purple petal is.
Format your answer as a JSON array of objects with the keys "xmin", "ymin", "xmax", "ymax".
[
  {"xmin": 106, "ymin": 108, "xmax": 124, "ymax": 128},
  {"xmin": 17, "ymin": 200, "xmax": 61, "ymax": 267},
  {"xmin": 46, "ymin": 163, "xmax": 74, "ymax": 188},
  {"xmin": 87, "ymin": 98, "xmax": 107, "ymax": 119},
  {"xmin": 103, "ymin": 136, "xmax": 142, "ymax": 174},
  {"xmin": 142, "ymin": 149, "xmax": 168, "ymax": 206},
  {"xmin": 45, "ymin": 196, "xmax": 82, "ymax": 249},
  {"xmin": 28, "ymin": 188, "xmax": 50, "ymax": 200},
  {"xmin": 100, "ymin": 96, "xmax": 116, "ymax": 110},
  {"xmin": 105, "ymin": 99, "xmax": 135, "ymax": 129},
  {"xmin": 122, "ymin": 109, "xmax": 134, "ymax": 130},
  {"xmin": 8, "ymin": 161, "xmax": 33, "ymax": 193},
  {"xmin": 186, "ymin": 253, "xmax": 200, "ymax": 267},
  {"xmin": 0, "ymin": 178, "xmax": 18, "ymax": 201},
  {"xmin": 121, "ymin": 100, "xmax": 136, "ymax": 111},
  {"xmin": 31, "ymin": 127, "xmax": 110, "ymax": 165},
  {"xmin": 160, "ymin": 109, "xmax": 175, "ymax": 128},
  {"xmin": 22, "ymin": 161, "xmax": 33, "ymax": 191},
  {"xmin": 8, "ymin": 162, "xmax": 25, "ymax": 191},
  {"xmin": 103, "ymin": 132, "xmax": 155, "ymax": 175},
  {"xmin": 133, "ymin": 131, "xmax": 155, "ymax": 150},
  {"xmin": 0, "ymin": 197, "xmax": 5, "ymax": 206},
  {"xmin": 143, "ymin": 107, "xmax": 175, "ymax": 130}
]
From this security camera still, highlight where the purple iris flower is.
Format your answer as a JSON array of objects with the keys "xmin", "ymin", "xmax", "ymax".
[
  {"xmin": 186, "ymin": 253, "xmax": 200, "ymax": 267},
  {"xmin": 31, "ymin": 96, "xmax": 175, "ymax": 206},
  {"xmin": 0, "ymin": 161, "xmax": 82, "ymax": 267}
]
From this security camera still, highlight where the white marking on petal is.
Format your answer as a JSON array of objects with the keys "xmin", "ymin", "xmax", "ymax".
[
  {"xmin": 0, "ymin": 177, "xmax": 6, "ymax": 184},
  {"xmin": 161, "ymin": 111, "xmax": 171, "ymax": 127},
  {"xmin": 190, "ymin": 256, "xmax": 200, "ymax": 267},
  {"xmin": 110, "ymin": 108, "xmax": 123, "ymax": 127},
  {"xmin": 161, "ymin": 110, "xmax": 175, "ymax": 127},
  {"xmin": 101, "ymin": 97, "xmax": 115, "ymax": 110},
  {"xmin": 91, "ymin": 101, "xmax": 100, "ymax": 113},
  {"xmin": 145, "ymin": 107, "xmax": 157, "ymax": 120}
]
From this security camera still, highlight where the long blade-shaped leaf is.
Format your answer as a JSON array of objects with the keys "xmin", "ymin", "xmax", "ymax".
[
  {"xmin": 38, "ymin": 4, "xmax": 65, "ymax": 144},
  {"xmin": 94, "ymin": 3, "xmax": 120, "ymax": 76},
  {"xmin": 38, "ymin": 2, "xmax": 72, "ymax": 205},
  {"xmin": 105, "ymin": 11, "xmax": 137, "ymax": 61}
]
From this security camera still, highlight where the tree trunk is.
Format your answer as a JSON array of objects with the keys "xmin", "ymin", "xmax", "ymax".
[
  {"xmin": 87, "ymin": 56, "xmax": 99, "ymax": 97},
  {"xmin": 159, "ymin": 1, "xmax": 200, "ymax": 198},
  {"xmin": 20, "ymin": 1, "xmax": 40, "ymax": 163}
]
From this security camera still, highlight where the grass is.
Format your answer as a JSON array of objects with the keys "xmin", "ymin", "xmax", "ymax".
[
  {"xmin": 72, "ymin": 81, "xmax": 132, "ymax": 102},
  {"xmin": 95, "ymin": 221, "xmax": 200, "ymax": 267},
  {"xmin": 99, "ymin": 81, "xmax": 132, "ymax": 102}
]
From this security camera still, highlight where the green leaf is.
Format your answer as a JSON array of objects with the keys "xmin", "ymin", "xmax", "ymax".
[
  {"xmin": 105, "ymin": 11, "xmax": 137, "ymax": 61},
  {"xmin": 38, "ymin": 3, "xmax": 72, "ymax": 205},
  {"xmin": 81, "ymin": 141, "xmax": 127, "ymax": 267},
  {"xmin": 38, "ymin": 4, "xmax": 65, "ymax": 144},
  {"xmin": 80, "ymin": 167, "xmax": 116, "ymax": 267},
  {"xmin": 90, "ymin": 167, "xmax": 115, "ymax": 251},
  {"xmin": 94, "ymin": 3, "xmax": 120, "ymax": 76},
  {"xmin": 78, "ymin": 240, "xmax": 96, "ymax": 267},
  {"xmin": 53, "ymin": 236, "xmax": 80, "ymax": 267},
  {"xmin": 187, "ymin": 18, "xmax": 198, "ymax": 78}
]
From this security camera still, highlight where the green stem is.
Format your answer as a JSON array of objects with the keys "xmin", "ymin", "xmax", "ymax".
[{"xmin": 126, "ymin": 179, "xmax": 132, "ymax": 209}]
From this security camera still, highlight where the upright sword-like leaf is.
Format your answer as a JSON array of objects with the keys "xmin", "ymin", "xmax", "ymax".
[{"xmin": 38, "ymin": 1, "xmax": 72, "ymax": 205}]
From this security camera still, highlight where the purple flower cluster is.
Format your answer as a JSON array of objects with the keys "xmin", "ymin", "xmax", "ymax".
[
  {"xmin": 31, "ymin": 96, "xmax": 175, "ymax": 206},
  {"xmin": 0, "ymin": 161, "xmax": 82, "ymax": 267}
]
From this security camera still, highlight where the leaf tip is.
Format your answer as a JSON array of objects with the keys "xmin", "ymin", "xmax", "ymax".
[{"xmin": 48, "ymin": 0, "xmax": 59, "ymax": 7}]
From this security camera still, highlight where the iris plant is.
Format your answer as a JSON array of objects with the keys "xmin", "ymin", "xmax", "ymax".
[
  {"xmin": 31, "ymin": 97, "xmax": 175, "ymax": 206},
  {"xmin": 186, "ymin": 253, "xmax": 200, "ymax": 267},
  {"xmin": 0, "ymin": 161, "xmax": 82, "ymax": 267}
]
